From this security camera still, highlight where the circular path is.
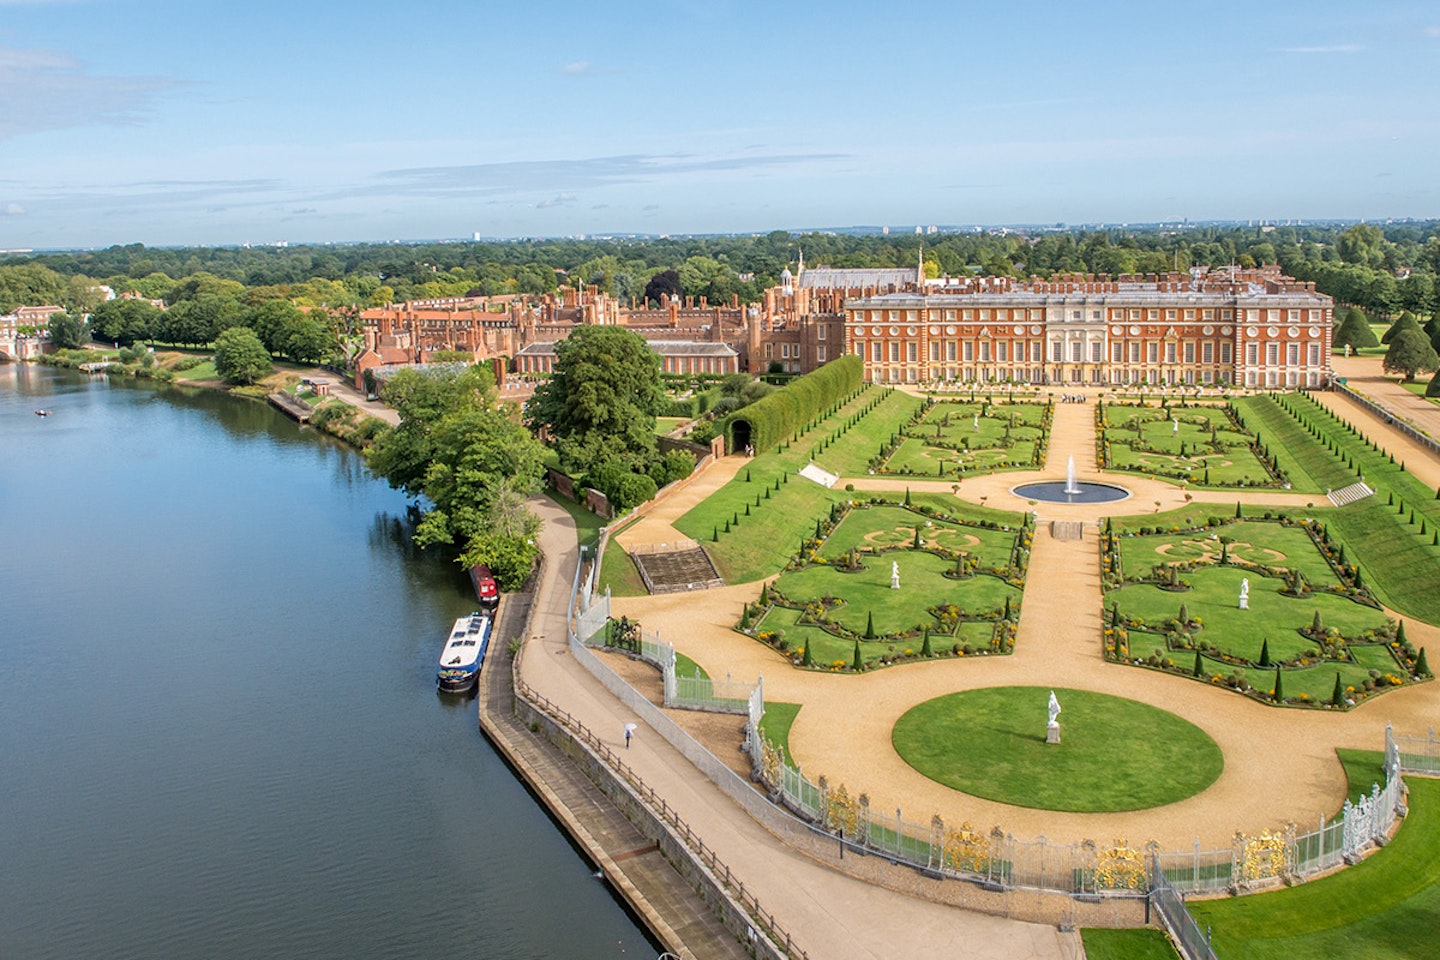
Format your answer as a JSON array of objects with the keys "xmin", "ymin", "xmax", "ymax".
[{"xmin": 611, "ymin": 386, "xmax": 1440, "ymax": 850}]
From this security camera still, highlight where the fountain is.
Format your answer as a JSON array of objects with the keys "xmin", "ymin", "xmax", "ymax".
[
  {"xmin": 1064, "ymin": 456, "xmax": 1080, "ymax": 495},
  {"xmin": 1012, "ymin": 454, "xmax": 1131, "ymax": 504}
]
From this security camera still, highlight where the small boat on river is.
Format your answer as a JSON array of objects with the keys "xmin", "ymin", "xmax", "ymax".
[{"xmin": 436, "ymin": 612, "xmax": 491, "ymax": 692}]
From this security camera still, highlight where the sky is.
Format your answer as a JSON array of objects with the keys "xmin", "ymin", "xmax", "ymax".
[{"xmin": 2, "ymin": 0, "xmax": 1438, "ymax": 249}]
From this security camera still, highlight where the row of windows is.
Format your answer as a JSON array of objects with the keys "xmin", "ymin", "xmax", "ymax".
[{"xmin": 853, "ymin": 306, "xmax": 1325, "ymax": 324}]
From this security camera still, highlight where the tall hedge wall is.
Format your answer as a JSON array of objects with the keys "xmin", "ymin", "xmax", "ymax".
[{"xmin": 723, "ymin": 355, "xmax": 863, "ymax": 454}]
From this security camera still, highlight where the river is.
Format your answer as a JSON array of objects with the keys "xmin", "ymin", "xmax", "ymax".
[{"xmin": 0, "ymin": 364, "xmax": 655, "ymax": 960}]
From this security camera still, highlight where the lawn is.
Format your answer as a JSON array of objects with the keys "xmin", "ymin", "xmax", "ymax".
[
  {"xmin": 881, "ymin": 399, "xmax": 1049, "ymax": 479},
  {"xmin": 754, "ymin": 604, "xmax": 997, "ymax": 669},
  {"xmin": 891, "ymin": 687, "xmax": 1224, "ymax": 812},
  {"xmin": 674, "ymin": 385, "xmax": 919, "ymax": 583},
  {"xmin": 597, "ymin": 536, "xmax": 647, "ymax": 597},
  {"xmin": 757, "ymin": 701, "xmax": 801, "ymax": 758},
  {"xmin": 1188, "ymin": 769, "xmax": 1440, "ymax": 960},
  {"xmin": 1099, "ymin": 402, "xmax": 1277, "ymax": 488},
  {"xmin": 1079, "ymin": 929, "xmax": 1178, "ymax": 960},
  {"xmin": 172, "ymin": 359, "xmax": 219, "ymax": 381},
  {"xmin": 1269, "ymin": 391, "xmax": 1440, "ymax": 624}
]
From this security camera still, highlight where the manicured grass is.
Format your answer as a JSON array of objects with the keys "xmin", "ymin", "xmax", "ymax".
[
  {"xmin": 674, "ymin": 651, "xmax": 708, "ymax": 680},
  {"xmin": 883, "ymin": 400, "xmax": 1048, "ymax": 478},
  {"xmin": 816, "ymin": 504, "xmax": 1018, "ymax": 570},
  {"xmin": 1115, "ymin": 520, "xmax": 1340, "ymax": 586},
  {"xmin": 755, "ymin": 603, "xmax": 998, "ymax": 668},
  {"xmin": 675, "ymin": 385, "xmax": 913, "ymax": 583},
  {"xmin": 597, "ymin": 537, "xmax": 647, "ymax": 597},
  {"xmin": 1269, "ymin": 391, "xmax": 1440, "ymax": 624},
  {"xmin": 757, "ymin": 701, "xmax": 801, "ymax": 758},
  {"xmin": 1232, "ymin": 395, "xmax": 1351, "ymax": 494},
  {"xmin": 655, "ymin": 416, "xmax": 689, "ymax": 434},
  {"xmin": 1100, "ymin": 403, "xmax": 1275, "ymax": 488},
  {"xmin": 1189, "ymin": 770, "xmax": 1440, "ymax": 960},
  {"xmin": 891, "ymin": 687, "xmax": 1224, "ymax": 812},
  {"xmin": 1080, "ymin": 928, "xmax": 1179, "ymax": 960},
  {"xmin": 1110, "ymin": 567, "xmax": 1389, "ymax": 664}
]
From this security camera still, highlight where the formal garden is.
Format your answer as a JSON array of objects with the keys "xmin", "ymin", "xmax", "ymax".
[
  {"xmin": 1101, "ymin": 512, "xmax": 1431, "ymax": 707},
  {"xmin": 874, "ymin": 396, "xmax": 1052, "ymax": 478},
  {"xmin": 1097, "ymin": 400, "xmax": 1286, "ymax": 488},
  {"xmin": 739, "ymin": 496, "xmax": 1029, "ymax": 670}
]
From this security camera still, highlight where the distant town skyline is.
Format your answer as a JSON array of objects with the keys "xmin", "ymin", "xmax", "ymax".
[{"xmin": 3, "ymin": 0, "xmax": 1438, "ymax": 249}]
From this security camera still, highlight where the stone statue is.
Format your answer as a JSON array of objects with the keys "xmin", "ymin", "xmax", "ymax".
[
  {"xmin": 1046, "ymin": 690, "xmax": 1061, "ymax": 744},
  {"xmin": 891, "ymin": 560, "xmax": 900, "ymax": 590},
  {"xmin": 1239, "ymin": 578, "xmax": 1250, "ymax": 610},
  {"xmin": 1172, "ymin": 417, "xmax": 1179, "ymax": 435}
]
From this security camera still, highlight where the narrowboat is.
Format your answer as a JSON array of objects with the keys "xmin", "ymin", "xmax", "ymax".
[{"xmin": 436, "ymin": 612, "xmax": 491, "ymax": 692}]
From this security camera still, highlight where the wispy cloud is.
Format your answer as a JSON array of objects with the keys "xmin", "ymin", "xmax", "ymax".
[
  {"xmin": 2, "ymin": 203, "xmax": 24, "ymax": 216},
  {"xmin": 1275, "ymin": 44, "xmax": 1364, "ymax": 54},
  {"xmin": 367, "ymin": 152, "xmax": 847, "ymax": 200},
  {"xmin": 560, "ymin": 60, "xmax": 593, "ymax": 75},
  {"xmin": 0, "ymin": 44, "xmax": 178, "ymax": 140},
  {"xmin": 534, "ymin": 193, "xmax": 577, "ymax": 208}
]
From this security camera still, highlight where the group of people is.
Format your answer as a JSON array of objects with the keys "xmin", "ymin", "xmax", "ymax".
[{"xmin": 1058, "ymin": 394, "xmax": 1089, "ymax": 403}]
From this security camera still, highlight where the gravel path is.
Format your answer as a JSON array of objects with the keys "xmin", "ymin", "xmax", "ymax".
[{"xmin": 612, "ymin": 390, "xmax": 1440, "ymax": 851}]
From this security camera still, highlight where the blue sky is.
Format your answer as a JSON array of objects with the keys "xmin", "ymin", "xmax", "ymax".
[{"xmin": 2, "ymin": 0, "xmax": 1438, "ymax": 248}]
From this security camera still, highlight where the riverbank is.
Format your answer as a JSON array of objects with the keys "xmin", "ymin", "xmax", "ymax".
[{"xmin": 35, "ymin": 347, "xmax": 394, "ymax": 448}]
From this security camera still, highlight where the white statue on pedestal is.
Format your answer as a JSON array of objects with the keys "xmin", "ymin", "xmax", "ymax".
[
  {"xmin": 1046, "ymin": 690, "xmax": 1062, "ymax": 744},
  {"xmin": 1172, "ymin": 417, "xmax": 1179, "ymax": 435},
  {"xmin": 1239, "ymin": 578, "xmax": 1250, "ymax": 610},
  {"xmin": 891, "ymin": 560, "xmax": 900, "ymax": 590}
]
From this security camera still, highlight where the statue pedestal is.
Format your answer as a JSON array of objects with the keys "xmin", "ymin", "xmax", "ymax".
[
  {"xmin": 1046, "ymin": 722, "xmax": 1060, "ymax": 744},
  {"xmin": 1238, "ymin": 598, "xmax": 1248, "ymax": 610}
]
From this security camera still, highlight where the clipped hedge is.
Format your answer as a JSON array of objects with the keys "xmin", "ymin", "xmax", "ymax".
[
  {"xmin": 657, "ymin": 385, "xmax": 724, "ymax": 419},
  {"xmin": 723, "ymin": 355, "xmax": 862, "ymax": 454}
]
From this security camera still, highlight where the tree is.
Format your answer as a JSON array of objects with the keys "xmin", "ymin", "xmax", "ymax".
[
  {"xmin": 1273, "ymin": 666, "xmax": 1284, "ymax": 703},
  {"xmin": 1426, "ymin": 368, "xmax": 1440, "ymax": 398},
  {"xmin": 1332, "ymin": 672, "xmax": 1345, "ymax": 707},
  {"xmin": 642, "ymin": 269, "xmax": 681, "ymax": 306},
  {"xmin": 1382, "ymin": 311, "xmax": 1423, "ymax": 344},
  {"xmin": 213, "ymin": 326, "xmax": 273, "ymax": 384},
  {"xmin": 46, "ymin": 311, "xmax": 88, "ymax": 349},
  {"xmin": 1333, "ymin": 307, "xmax": 1379, "ymax": 350},
  {"xmin": 366, "ymin": 364, "xmax": 547, "ymax": 589},
  {"xmin": 1383, "ymin": 329, "xmax": 1440, "ymax": 382},
  {"xmin": 525, "ymin": 324, "xmax": 661, "ymax": 475},
  {"xmin": 89, "ymin": 298, "xmax": 159, "ymax": 346}
]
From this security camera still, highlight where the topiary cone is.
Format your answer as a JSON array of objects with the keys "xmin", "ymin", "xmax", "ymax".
[
  {"xmin": 1273, "ymin": 666, "xmax": 1284, "ymax": 703},
  {"xmin": 1332, "ymin": 672, "xmax": 1345, "ymax": 707},
  {"xmin": 801, "ymin": 638, "xmax": 813, "ymax": 667},
  {"xmin": 852, "ymin": 639, "xmax": 864, "ymax": 672},
  {"xmin": 1418, "ymin": 647, "xmax": 1431, "ymax": 677},
  {"xmin": 1259, "ymin": 638, "xmax": 1271, "ymax": 667},
  {"xmin": 864, "ymin": 611, "xmax": 876, "ymax": 640}
]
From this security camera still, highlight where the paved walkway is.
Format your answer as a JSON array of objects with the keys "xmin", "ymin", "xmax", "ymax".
[
  {"xmin": 1331, "ymin": 354, "xmax": 1440, "ymax": 444},
  {"xmin": 520, "ymin": 497, "xmax": 1067, "ymax": 960},
  {"xmin": 611, "ymin": 391, "xmax": 1440, "ymax": 852}
]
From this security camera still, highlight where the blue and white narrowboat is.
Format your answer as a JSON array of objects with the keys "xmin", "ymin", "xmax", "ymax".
[{"xmin": 436, "ymin": 612, "xmax": 491, "ymax": 692}]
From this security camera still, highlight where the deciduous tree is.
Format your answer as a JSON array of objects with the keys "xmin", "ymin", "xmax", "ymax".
[{"xmin": 213, "ymin": 326, "xmax": 273, "ymax": 384}]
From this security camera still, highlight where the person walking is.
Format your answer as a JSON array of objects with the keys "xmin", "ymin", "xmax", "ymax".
[{"xmin": 624, "ymin": 723, "xmax": 636, "ymax": 749}]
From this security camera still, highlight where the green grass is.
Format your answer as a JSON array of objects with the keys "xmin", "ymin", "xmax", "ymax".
[
  {"xmin": 172, "ymin": 360, "xmax": 219, "ymax": 381},
  {"xmin": 1101, "ymin": 403, "xmax": 1275, "ymax": 488},
  {"xmin": 1115, "ymin": 520, "xmax": 1340, "ymax": 586},
  {"xmin": 882, "ymin": 400, "xmax": 1048, "ymax": 478},
  {"xmin": 754, "ymin": 604, "xmax": 996, "ymax": 668},
  {"xmin": 674, "ymin": 651, "xmax": 708, "ymax": 679},
  {"xmin": 675, "ymin": 385, "xmax": 916, "ymax": 583},
  {"xmin": 1232, "ymin": 396, "xmax": 1351, "ymax": 494},
  {"xmin": 1189, "ymin": 769, "xmax": 1440, "ymax": 960},
  {"xmin": 1111, "ymin": 573, "xmax": 1387, "ymax": 662},
  {"xmin": 1079, "ymin": 928, "xmax": 1179, "ymax": 960},
  {"xmin": 816, "ymin": 504, "xmax": 1018, "ymax": 570},
  {"xmin": 1267, "ymin": 391, "xmax": 1440, "ymax": 624},
  {"xmin": 892, "ymin": 687, "xmax": 1224, "ymax": 812},
  {"xmin": 757, "ymin": 701, "xmax": 801, "ymax": 758},
  {"xmin": 655, "ymin": 416, "xmax": 689, "ymax": 434},
  {"xmin": 597, "ymin": 537, "xmax": 646, "ymax": 597}
]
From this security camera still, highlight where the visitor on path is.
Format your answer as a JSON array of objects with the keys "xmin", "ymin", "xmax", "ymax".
[{"xmin": 624, "ymin": 723, "xmax": 636, "ymax": 749}]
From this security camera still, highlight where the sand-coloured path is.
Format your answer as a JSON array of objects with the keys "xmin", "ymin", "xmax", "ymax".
[{"xmin": 612, "ymin": 388, "xmax": 1440, "ymax": 852}]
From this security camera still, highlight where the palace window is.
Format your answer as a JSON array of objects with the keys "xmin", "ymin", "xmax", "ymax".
[
  {"xmin": 1113, "ymin": 343, "xmax": 1124, "ymax": 362},
  {"xmin": 817, "ymin": 325, "xmax": 826, "ymax": 340},
  {"xmin": 963, "ymin": 342, "xmax": 974, "ymax": 362},
  {"xmin": 907, "ymin": 343, "xmax": 918, "ymax": 362},
  {"xmin": 817, "ymin": 345, "xmax": 826, "ymax": 362},
  {"xmin": 889, "ymin": 343, "xmax": 900, "ymax": 362},
  {"xmin": 1147, "ymin": 343, "xmax": 1159, "ymax": 363},
  {"xmin": 1183, "ymin": 342, "xmax": 1195, "ymax": 363},
  {"xmin": 1091, "ymin": 342, "xmax": 1103, "ymax": 362},
  {"xmin": 1221, "ymin": 342, "xmax": 1232, "ymax": 363},
  {"xmin": 1308, "ymin": 343, "xmax": 1321, "ymax": 366},
  {"xmin": 1246, "ymin": 343, "xmax": 1258, "ymax": 365},
  {"xmin": 1202, "ymin": 342, "xmax": 1213, "ymax": 363},
  {"xmin": 1287, "ymin": 343, "xmax": 1299, "ymax": 366}
]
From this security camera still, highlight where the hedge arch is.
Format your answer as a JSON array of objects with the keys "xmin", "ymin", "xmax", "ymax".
[{"xmin": 723, "ymin": 355, "xmax": 862, "ymax": 454}]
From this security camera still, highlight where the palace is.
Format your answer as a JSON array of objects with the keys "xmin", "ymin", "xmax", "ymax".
[
  {"xmin": 353, "ymin": 259, "xmax": 1332, "ymax": 392},
  {"xmin": 845, "ymin": 268, "xmax": 1333, "ymax": 389}
]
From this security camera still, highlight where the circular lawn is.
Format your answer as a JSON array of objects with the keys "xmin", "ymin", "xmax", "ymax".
[{"xmin": 892, "ymin": 686, "xmax": 1223, "ymax": 812}]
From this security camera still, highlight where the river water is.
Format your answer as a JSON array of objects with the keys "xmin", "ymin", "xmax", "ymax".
[{"xmin": 0, "ymin": 364, "xmax": 654, "ymax": 960}]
